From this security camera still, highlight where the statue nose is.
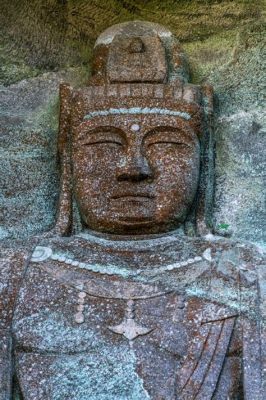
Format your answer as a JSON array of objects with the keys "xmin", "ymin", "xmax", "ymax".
[{"xmin": 116, "ymin": 154, "xmax": 154, "ymax": 182}]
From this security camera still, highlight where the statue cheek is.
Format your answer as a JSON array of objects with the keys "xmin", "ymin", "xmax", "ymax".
[
  {"xmin": 73, "ymin": 148, "xmax": 121, "ymax": 177},
  {"xmin": 148, "ymin": 147, "xmax": 199, "ymax": 173},
  {"xmin": 151, "ymin": 159, "xmax": 197, "ymax": 186}
]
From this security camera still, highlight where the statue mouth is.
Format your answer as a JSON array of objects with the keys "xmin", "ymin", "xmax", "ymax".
[
  {"xmin": 111, "ymin": 193, "xmax": 155, "ymax": 200},
  {"xmin": 110, "ymin": 194, "xmax": 155, "ymax": 207}
]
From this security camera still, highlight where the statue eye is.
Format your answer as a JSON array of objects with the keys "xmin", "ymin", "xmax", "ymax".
[
  {"xmin": 80, "ymin": 133, "xmax": 124, "ymax": 147},
  {"xmin": 83, "ymin": 139, "xmax": 123, "ymax": 146},
  {"xmin": 145, "ymin": 132, "xmax": 191, "ymax": 149},
  {"xmin": 147, "ymin": 141, "xmax": 187, "ymax": 147}
]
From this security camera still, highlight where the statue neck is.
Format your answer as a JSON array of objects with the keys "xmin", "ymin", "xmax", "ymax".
[{"xmin": 77, "ymin": 228, "xmax": 185, "ymax": 244}]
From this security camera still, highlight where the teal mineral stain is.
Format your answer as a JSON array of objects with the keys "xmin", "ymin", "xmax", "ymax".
[
  {"xmin": 48, "ymin": 347, "xmax": 150, "ymax": 400},
  {"xmin": 15, "ymin": 312, "xmax": 151, "ymax": 399},
  {"xmin": 13, "ymin": 311, "xmax": 101, "ymax": 353}
]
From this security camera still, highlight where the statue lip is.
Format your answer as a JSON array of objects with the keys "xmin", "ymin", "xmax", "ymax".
[
  {"xmin": 111, "ymin": 191, "xmax": 155, "ymax": 199},
  {"xmin": 111, "ymin": 192, "xmax": 155, "ymax": 199}
]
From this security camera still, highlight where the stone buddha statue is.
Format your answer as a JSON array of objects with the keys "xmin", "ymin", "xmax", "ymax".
[{"xmin": 1, "ymin": 21, "xmax": 265, "ymax": 400}]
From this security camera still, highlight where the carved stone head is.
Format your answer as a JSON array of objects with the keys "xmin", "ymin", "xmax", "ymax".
[{"xmin": 56, "ymin": 21, "xmax": 214, "ymax": 236}]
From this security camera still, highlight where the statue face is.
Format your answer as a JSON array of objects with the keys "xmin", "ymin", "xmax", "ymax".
[{"xmin": 73, "ymin": 113, "xmax": 200, "ymax": 234}]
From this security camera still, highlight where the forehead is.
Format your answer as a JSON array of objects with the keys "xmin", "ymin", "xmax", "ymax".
[
  {"xmin": 73, "ymin": 112, "xmax": 196, "ymax": 139},
  {"xmin": 70, "ymin": 86, "xmax": 203, "ymax": 138}
]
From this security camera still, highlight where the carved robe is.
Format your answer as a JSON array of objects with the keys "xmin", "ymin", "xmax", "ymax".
[{"xmin": 0, "ymin": 233, "xmax": 264, "ymax": 399}]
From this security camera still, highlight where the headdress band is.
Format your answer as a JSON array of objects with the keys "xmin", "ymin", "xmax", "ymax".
[{"xmin": 83, "ymin": 107, "xmax": 191, "ymax": 121}]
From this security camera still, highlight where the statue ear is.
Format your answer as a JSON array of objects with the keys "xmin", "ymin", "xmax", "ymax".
[
  {"xmin": 195, "ymin": 84, "xmax": 215, "ymax": 236},
  {"xmin": 54, "ymin": 83, "xmax": 73, "ymax": 236}
]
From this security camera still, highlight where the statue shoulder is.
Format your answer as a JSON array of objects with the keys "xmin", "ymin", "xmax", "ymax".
[
  {"xmin": 203, "ymin": 234, "xmax": 265, "ymax": 271},
  {"xmin": 198, "ymin": 235, "xmax": 265, "ymax": 297},
  {"xmin": 0, "ymin": 238, "xmax": 38, "ymax": 329}
]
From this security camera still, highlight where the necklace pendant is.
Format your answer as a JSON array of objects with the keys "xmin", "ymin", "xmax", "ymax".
[
  {"xmin": 74, "ymin": 288, "xmax": 86, "ymax": 324},
  {"xmin": 108, "ymin": 299, "xmax": 152, "ymax": 342},
  {"xmin": 109, "ymin": 317, "xmax": 152, "ymax": 341}
]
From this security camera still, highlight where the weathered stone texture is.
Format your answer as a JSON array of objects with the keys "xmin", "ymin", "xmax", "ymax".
[
  {"xmin": 0, "ymin": 69, "xmax": 87, "ymax": 238},
  {"xmin": 0, "ymin": 18, "xmax": 265, "ymax": 399}
]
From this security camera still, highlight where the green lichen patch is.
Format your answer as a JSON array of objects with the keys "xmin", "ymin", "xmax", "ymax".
[{"xmin": 217, "ymin": 223, "xmax": 230, "ymax": 230}]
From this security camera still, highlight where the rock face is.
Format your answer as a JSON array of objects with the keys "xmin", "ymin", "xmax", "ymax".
[
  {"xmin": 0, "ymin": 1, "xmax": 265, "ymax": 244},
  {"xmin": 0, "ymin": 69, "xmax": 86, "ymax": 238},
  {"xmin": 0, "ymin": 18, "xmax": 265, "ymax": 400}
]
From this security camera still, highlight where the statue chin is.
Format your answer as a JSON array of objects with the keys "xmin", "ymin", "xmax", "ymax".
[{"xmin": 79, "ymin": 207, "xmax": 188, "ymax": 236}]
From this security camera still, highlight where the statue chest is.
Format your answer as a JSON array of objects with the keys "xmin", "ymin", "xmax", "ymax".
[
  {"xmin": 12, "ymin": 259, "xmax": 239, "ymax": 399},
  {"xmin": 12, "ymin": 262, "xmax": 190, "ymax": 399},
  {"xmin": 13, "ymin": 261, "xmax": 191, "ymax": 356}
]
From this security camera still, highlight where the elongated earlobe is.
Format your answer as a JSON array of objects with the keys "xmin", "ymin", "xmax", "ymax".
[
  {"xmin": 195, "ymin": 84, "xmax": 214, "ymax": 236},
  {"xmin": 54, "ymin": 83, "xmax": 73, "ymax": 236}
]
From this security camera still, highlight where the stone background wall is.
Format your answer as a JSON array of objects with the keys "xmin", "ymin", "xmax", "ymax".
[{"xmin": 0, "ymin": 0, "xmax": 265, "ymax": 245}]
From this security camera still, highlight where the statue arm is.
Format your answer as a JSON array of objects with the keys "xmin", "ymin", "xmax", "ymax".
[
  {"xmin": 241, "ymin": 246, "xmax": 266, "ymax": 400},
  {"xmin": 0, "ymin": 331, "xmax": 12, "ymax": 400},
  {"xmin": 0, "ymin": 242, "xmax": 34, "ymax": 399},
  {"xmin": 258, "ymin": 261, "xmax": 266, "ymax": 399}
]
